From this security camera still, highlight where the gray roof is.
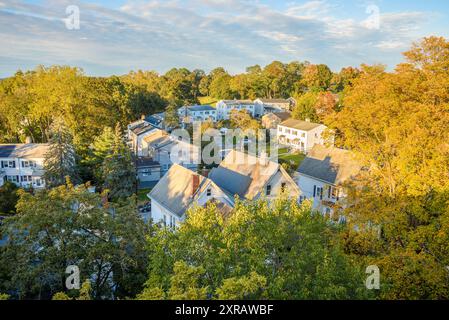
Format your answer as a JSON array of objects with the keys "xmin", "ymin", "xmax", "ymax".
[
  {"xmin": 132, "ymin": 122, "xmax": 155, "ymax": 135},
  {"xmin": 0, "ymin": 144, "xmax": 50, "ymax": 159},
  {"xmin": 136, "ymin": 157, "xmax": 160, "ymax": 168},
  {"xmin": 264, "ymin": 112, "xmax": 291, "ymax": 121},
  {"xmin": 279, "ymin": 119, "xmax": 323, "ymax": 131},
  {"xmin": 298, "ymin": 145, "xmax": 363, "ymax": 185},
  {"xmin": 145, "ymin": 114, "xmax": 164, "ymax": 127},
  {"xmin": 186, "ymin": 105, "xmax": 215, "ymax": 112},
  {"xmin": 148, "ymin": 164, "xmax": 210, "ymax": 217},
  {"xmin": 258, "ymin": 98, "xmax": 291, "ymax": 104},
  {"xmin": 221, "ymin": 100, "xmax": 254, "ymax": 105},
  {"xmin": 209, "ymin": 150, "xmax": 280, "ymax": 200}
]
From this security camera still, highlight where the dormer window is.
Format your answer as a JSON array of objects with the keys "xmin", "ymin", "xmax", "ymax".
[{"xmin": 266, "ymin": 185, "xmax": 272, "ymax": 196}]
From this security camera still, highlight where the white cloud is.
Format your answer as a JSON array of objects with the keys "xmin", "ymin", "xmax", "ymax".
[{"xmin": 0, "ymin": 0, "xmax": 441, "ymax": 77}]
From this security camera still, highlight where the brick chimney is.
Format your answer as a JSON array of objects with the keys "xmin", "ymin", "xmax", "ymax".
[
  {"xmin": 192, "ymin": 174, "xmax": 200, "ymax": 197},
  {"xmin": 25, "ymin": 136, "xmax": 32, "ymax": 144},
  {"xmin": 141, "ymin": 114, "xmax": 146, "ymax": 120}
]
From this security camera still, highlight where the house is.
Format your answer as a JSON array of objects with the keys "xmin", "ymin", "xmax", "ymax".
[
  {"xmin": 261, "ymin": 112, "xmax": 291, "ymax": 129},
  {"xmin": 136, "ymin": 157, "xmax": 161, "ymax": 189},
  {"xmin": 127, "ymin": 119, "xmax": 157, "ymax": 156},
  {"xmin": 255, "ymin": 98, "xmax": 296, "ymax": 113},
  {"xmin": 296, "ymin": 145, "xmax": 363, "ymax": 217},
  {"xmin": 145, "ymin": 112, "xmax": 165, "ymax": 129},
  {"xmin": 143, "ymin": 129, "xmax": 199, "ymax": 176},
  {"xmin": 216, "ymin": 100, "xmax": 262, "ymax": 120},
  {"xmin": 0, "ymin": 143, "xmax": 50, "ymax": 189},
  {"xmin": 147, "ymin": 164, "xmax": 234, "ymax": 226},
  {"xmin": 277, "ymin": 119, "xmax": 329, "ymax": 153},
  {"xmin": 178, "ymin": 105, "xmax": 217, "ymax": 123},
  {"xmin": 209, "ymin": 150, "xmax": 301, "ymax": 202},
  {"xmin": 147, "ymin": 149, "xmax": 301, "ymax": 226}
]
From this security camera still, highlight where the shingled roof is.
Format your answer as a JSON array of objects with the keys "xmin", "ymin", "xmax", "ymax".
[
  {"xmin": 209, "ymin": 150, "xmax": 282, "ymax": 200},
  {"xmin": 0, "ymin": 144, "xmax": 50, "ymax": 159},
  {"xmin": 279, "ymin": 119, "xmax": 323, "ymax": 131},
  {"xmin": 297, "ymin": 145, "xmax": 363, "ymax": 185}
]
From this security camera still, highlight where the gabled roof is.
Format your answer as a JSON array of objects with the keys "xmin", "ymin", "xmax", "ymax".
[
  {"xmin": 149, "ymin": 164, "xmax": 230, "ymax": 218},
  {"xmin": 0, "ymin": 144, "xmax": 50, "ymax": 159},
  {"xmin": 136, "ymin": 157, "xmax": 160, "ymax": 168},
  {"xmin": 297, "ymin": 145, "xmax": 363, "ymax": 185},
  {"xmin": 131, "ymin": 122, "xmax": 156, "ymax": 136},
  {"xmin": 257, "ymin": 98, "xmax": 291, "ymax": 104},
  {"xmin": 279, "ymin": 119, "xmax": 323, "ymax": 131},
  {"xmin": 209, "ymin": 150, "xmax": 280, "ymax": 200},
  {"xmin": 145, "ymin": 113, "xmax": 165, "ymax": 127},
  {"xmin": 264, "ymin": 112, "xmax": 291, "ymax": 121},
  {"xmin": 220, "ymin": 100, "xmax": 254, "ymax": 105},
  {"xmin": 143, "ymin": 129, "xmax": 171, "ymax": 147},
  {"xmin": 184, "ymin": 105, "xmax": 216, "ymax": 112}
]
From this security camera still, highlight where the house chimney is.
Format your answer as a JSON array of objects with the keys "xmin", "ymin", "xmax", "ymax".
[
  {"xmin": 25, "ymin": 136, "xmax": 32, "ymax": 144},
  {"xmin": 141, "ymin": 114, "xmax": 146, "ymax": 121},
  {"xmin": 305, "ymin": 118, "xmax": 311, "ymax": 122},
  {"xmin": 192, "ymin": 174, "xmax": 200, "ymax": 197}
]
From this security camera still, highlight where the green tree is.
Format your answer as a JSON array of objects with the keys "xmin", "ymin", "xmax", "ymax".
[
  {"xmin": 87, "ymin": 126, "xmax": 115, "ymax": 186},
  {"xmin": 102, "ymin": 124, "xmax": 136, "ymax": 200},
  {"xmin": 291, "ymin": 92, "xmax": 319, "ymax": 122},
  {"xmin": 139, "ymin": 199, "xmax": 369, "ymax": 300},
  {"xmin": 0, "ymin": 182, "xmax": 19, "ymax": 215},
  {"xmin": 333, "ymin": 37, "xmax": 449, "ymax": 299},
  {"xmin": 43, "ymin": 119, "xmax": 80, "ymax": 188},
  {"xmin": 0, "ymin": 183, "xmax": 148, "ymax": 300},
  {"xmin": 165, "ymin": 103, "xmax": 180, "ymax": 129}
]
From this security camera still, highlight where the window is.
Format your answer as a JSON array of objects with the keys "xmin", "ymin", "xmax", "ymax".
[
  {"xmin": 266, "ymin": 185, "xmax": 272, "ymax": 196},
  {"xmin": 281, "ymin": 183, "xmax": 287, "ymax": 192},
  {"xmin": 292, "ymin": 131, "xmax": 298, "ymax": 136},
  {"xmin": 286, "ymin": 129, "xmax": 291, "ymax": 134},
  {"xmin": 35, "ymin": 178, "xmax": 42, "ymax": 187},
  {"xmin": 163, "ymin": 215, "xmax": 167, "ymax": 227},
  {"xmin": 1, "ymin": 161, "xmax": 16, "ymax": 168},
  {"xmin": 21, "ymin": 176, "xmax": 32, "ymax": 182},
  {"xmin": 7, "ymin": 176, "xmax": 19, "ymax": 183},
  {"xmin": 278, "ymin": 127, "xmax": 283, "ymax": 133},
  {"xmin": 206, "ymin": 188, "xmax": 212, "ymax": 197},
  {"xmin": 301, "ymin": 133, "xmax": 306, "ymax": 138},
  {"xmin": 313, "ymin": 186, "xmax": 323, "ymax": 199}
]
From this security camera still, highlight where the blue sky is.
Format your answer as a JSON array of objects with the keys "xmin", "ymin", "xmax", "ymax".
[{"xmin": 0, "ymin": 0, "xmax": 448, "ymax": 77}]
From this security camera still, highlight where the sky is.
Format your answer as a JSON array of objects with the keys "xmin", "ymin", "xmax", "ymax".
[{"xmin": 0, "ymin": 0, "xmax": 448, "ymax": 77}]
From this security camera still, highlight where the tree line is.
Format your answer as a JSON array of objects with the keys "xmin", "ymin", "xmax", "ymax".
[{"xmin": 0, "ymin": 36, "xmax": 448, "ymax": 300}]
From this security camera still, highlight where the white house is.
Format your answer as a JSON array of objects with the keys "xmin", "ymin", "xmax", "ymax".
[
  {"xmin": 143, "ymin": 129, "xmax": 199, "ymax": 176},
  {"xmin": 255, "ymin": 98, "xmax": 295, "ymax": 114},
  {"xmin": 296, "ymin": 145, "xmax": 363, "ymax": 218},
  {"xmin": 136, "ymin": 157, "xmax": 161, "ymax": 189},
  {"xmin": 277, "ymin": 119, "xmax": 329, "ymax": 153},
  {"xmin": 216, "ymin": 100, "xmax": 262, "ymax": 120},
  {"xmin": 147, "ymin": 164, "xmax": 234, "ymax": 226},
  {"xmin": 127, "ymin": 119, "xmax": 157, "ymax": 156},
  {"xmin": 0, "ymin": 143, "xmax": 50, "ymax": 189},
  {"xmin": 209, "ymin": 150, "xmax": 301, "ymax": 202},
  {"xmin": 147, "ymin": 149, "xmax": 301, "ymax": 227},
  {"xmin": 178, "ymin": 105, "xmax": 217, "ymax": 123}
]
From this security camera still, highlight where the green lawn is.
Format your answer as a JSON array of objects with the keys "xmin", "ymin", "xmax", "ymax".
[
  {"xmin": 278, "ymin": 149, "xmax": 306, "ymax": 171},
  {"xmin": 137, "ymin": 188, "xmax": 152, "ymax": 204},
  {"xmin": 198, "ymin": 96, "xmax": 218, "ymax": 106}
]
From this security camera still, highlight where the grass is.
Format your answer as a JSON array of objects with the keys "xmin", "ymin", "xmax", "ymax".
[
  {"xmin": 198, "ymin": 96, "xmax": 218, "ymax": 107},
  {"xmin": 278, "ymin": 149, "xmax": 306, "ymax": 171},
  {"xmin": 137, "ymin": 188, "xmax": 152, "ymax": 205}
]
